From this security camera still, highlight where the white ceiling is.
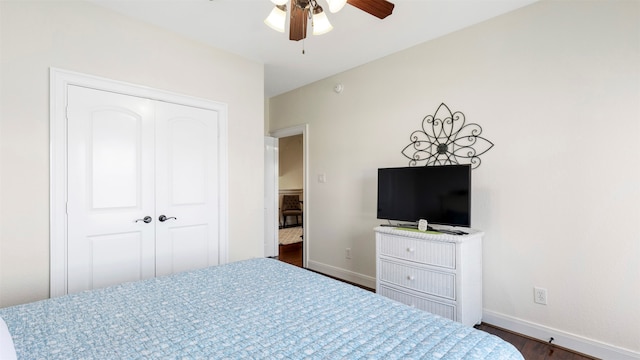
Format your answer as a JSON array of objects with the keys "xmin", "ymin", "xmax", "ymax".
[{"xmin": 89, "ymin": 0, "xmax": 537, "ymax": 97}]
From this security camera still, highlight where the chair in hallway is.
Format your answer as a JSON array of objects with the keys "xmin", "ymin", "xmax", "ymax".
[{"xmin": 281, "ymin": 195, "xmax": 302, "ymax": 227}]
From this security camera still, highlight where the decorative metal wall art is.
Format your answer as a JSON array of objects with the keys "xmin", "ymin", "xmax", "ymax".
[{"xmin": 401, "ymin": 103, "xmax": 494, "ymax": 169}]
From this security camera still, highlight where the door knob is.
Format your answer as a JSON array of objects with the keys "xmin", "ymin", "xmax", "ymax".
[
  {"xmin": 135, "ymin": 216, "xmax": 152, "ymax": 223},
  {"xmin": 159, "ymin": 215, "xmax": 177, "ymax": 222}
]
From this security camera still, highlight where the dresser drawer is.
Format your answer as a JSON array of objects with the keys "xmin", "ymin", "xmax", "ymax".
[
  {"xmin": 378, "ymin": 234, "xmax": 456, "ymax": 269},
  {"xmin": 379, "ymin": 259, "xmax": 456, "ymax": 300},
  {"xmin": 379, "ymin": 285, "xmax": 456, "ymax": 321}
]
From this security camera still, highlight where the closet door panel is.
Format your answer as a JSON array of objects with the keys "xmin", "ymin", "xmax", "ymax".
[
  {"xmin": 66, "ymin": 86, "xmax": 156, "ymax": 294},
  {"xmin": 169, "ymin": 119, "xmax": 207, "ymax": 204},
  {"xmin": 160, "ymin": 225, "xmax": 209, "ymax": 274},
  {"xmin": 89, "ymin": 232, "xmax": 145, "ymax": 289},
  {"xmin": 155, "ymin": 102, "xmax": 220, "ymax": 276},
  {"xmin": 91, "ymin": 111, "xmax": 139, "ymax": 209}
]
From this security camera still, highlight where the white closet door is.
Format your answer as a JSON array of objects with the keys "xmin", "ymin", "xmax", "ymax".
[
  {"xmin": 67, "ymin": 86, "xmax": 156, "ymax": 294},
  {"xmin": 154, "ymin": 102, "xmax": 220, "ymax": 276}
]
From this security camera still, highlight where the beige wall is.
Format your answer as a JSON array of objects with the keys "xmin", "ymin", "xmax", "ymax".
[
  {"xmin": 269, "ymin": 0, "xmax": 639, "ymax": 354},
  {"xmin": 279, "ymin": 134, "xmax": 303, "ymax": 190},
  {"xmin": 0, "ymin": 1, "xmax": 265, "ymax": 307}
]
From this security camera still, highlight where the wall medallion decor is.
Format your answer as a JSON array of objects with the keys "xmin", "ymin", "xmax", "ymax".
[{"xmin": 401, "ymin": 103, "xmax": 494, "ymax": 169}]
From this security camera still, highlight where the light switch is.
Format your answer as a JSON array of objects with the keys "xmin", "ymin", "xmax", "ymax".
[{"xmin": 318, "ymin": 174, "xmax": 327, "ymax": 183}]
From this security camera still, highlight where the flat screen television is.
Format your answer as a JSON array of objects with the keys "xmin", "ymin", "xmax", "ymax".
[{"xmin": 377, "ymin": 164, "xmax": 471, "ymax": 227}]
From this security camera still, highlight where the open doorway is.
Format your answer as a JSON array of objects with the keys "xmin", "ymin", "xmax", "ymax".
[
  {"xmin": 269, "ymin": 125, "xmax": 308, "ymax": 268},
  {"xmin": 278, "ymin": 134, "xmax": 303, "ymax": 267}
]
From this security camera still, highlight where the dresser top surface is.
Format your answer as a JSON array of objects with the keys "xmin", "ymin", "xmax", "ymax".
[{"xmin": 374, "ymin": 226, "xmax": 484, "ymax": 243}]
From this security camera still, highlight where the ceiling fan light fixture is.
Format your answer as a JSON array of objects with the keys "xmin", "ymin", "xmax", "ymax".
[
  {"xmin": 326, "ymin": 0, "xmax": 347, "ymax": 13},
  {"xmin": 264, "ymin": 0, "xmax": 394, "ymax": 42},
  {"xmin": 311, "ymin": 6, "xmax": 333, "ymax": 35},
  {"xmin": 264, "ymin": 5, "xmax": 287, "ymax": 33}
]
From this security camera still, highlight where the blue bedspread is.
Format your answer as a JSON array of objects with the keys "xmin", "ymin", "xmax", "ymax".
[{"xmin": 0, "ymin": 258, "xmax": 523, "ymax": 359}]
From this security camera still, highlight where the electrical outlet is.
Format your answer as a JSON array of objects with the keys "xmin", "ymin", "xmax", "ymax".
[
  {"xmin": 345, "ymin": 248, "xmax": 352, "ymax": 259},
  {"xmin": 534, "ymin": 287, "xmax": 548, "ymax": 305}
]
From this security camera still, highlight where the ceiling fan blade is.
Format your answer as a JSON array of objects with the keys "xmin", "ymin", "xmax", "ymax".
[
  {"xmin": 347, "ymin": 0, "xmax": 394, "ymax": 19},
  {"xmin": 289, "ymin": 0, "xmax": 308, "ymax": 41}
]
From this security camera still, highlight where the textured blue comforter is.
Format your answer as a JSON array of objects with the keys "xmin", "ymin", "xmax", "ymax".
[{"xmin": 0, "ymin": 258, "xmax": 523, "ymax": 359}]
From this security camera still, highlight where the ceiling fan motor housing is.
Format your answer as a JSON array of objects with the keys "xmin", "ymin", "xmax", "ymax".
[{"xmin": 295, "ymin": 0, "xmax": 311, "ymax": 10}]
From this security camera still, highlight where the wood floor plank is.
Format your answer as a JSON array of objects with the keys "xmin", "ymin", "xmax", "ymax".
[
  {"xmin": 522, "ymin": 340, "xmax": 550, "ymax": 360},
  {"xmin": 477, "ymin": 324, "xmax": 529, "ymax": 351}
]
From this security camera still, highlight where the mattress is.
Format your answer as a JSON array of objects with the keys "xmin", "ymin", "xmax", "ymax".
[{"xmin": 0, "ymin": 258, "xmax": 523, "ymax": 359}]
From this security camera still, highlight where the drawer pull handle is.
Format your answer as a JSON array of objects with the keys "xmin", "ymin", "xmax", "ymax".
[
  {"xmin": 406, "ymin": 247, "xmax": 415, "ymax": 253},
  {"xmin": 407, "ymin": 275, "xmax": 415, "ymax": 281}
]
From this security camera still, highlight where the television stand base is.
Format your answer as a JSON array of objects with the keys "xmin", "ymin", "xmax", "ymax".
[{"xmin": 379, "ymin": 223, "xmax": 418, "ymax": 229}]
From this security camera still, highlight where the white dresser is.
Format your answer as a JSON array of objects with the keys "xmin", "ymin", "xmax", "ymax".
[{"xmin": 375, "ymin": 226, "xmax": 483, "ymax": 327}]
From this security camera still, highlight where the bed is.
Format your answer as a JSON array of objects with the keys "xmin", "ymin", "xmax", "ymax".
[{"xmin": 0, "ymin": 258, "xmax": 523, "ymax": 359}]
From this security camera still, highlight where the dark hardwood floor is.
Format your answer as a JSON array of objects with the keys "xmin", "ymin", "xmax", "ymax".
[
  {"xmin": 276, "ymin": 243, "xmax": 599, "ymax": 360},
  {"xmin": 475, "ymin": 323, "xmax": 598, "ymax": 360},
  {"xmin": 278, "ymin": 242, "xmax": 303, "ymax": 267}
]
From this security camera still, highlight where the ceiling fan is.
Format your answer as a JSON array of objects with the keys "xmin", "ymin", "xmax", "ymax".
[{"xmin": 265, "ymin": 0, "xmax": 395, "ymax": 41}]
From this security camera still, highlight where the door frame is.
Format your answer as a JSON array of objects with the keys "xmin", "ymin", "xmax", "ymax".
[
  {"xmin": 269, "ymin": 125, "xmax": 308, "ymax": 268},
  {"xmin": 264, "ymin": 136, "xmax": 279, "ymax": 258},
  {"xmin": 50, "ymin": 68, "xmax": 229, "ymax": 297}
]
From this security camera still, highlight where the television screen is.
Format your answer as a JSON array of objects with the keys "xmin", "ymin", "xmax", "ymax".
[{"xmin": 377, "ymin": 165, "xmax": 471, "ymax": 227}]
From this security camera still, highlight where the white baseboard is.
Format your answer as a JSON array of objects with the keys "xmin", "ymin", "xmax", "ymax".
[
  {"xmin": 307, "ymin": 260, "xmax": 376, "ymax": 290},
  {"xmin": 483, "ymin": 309, "xmax": 640, "ymax": 360}
]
